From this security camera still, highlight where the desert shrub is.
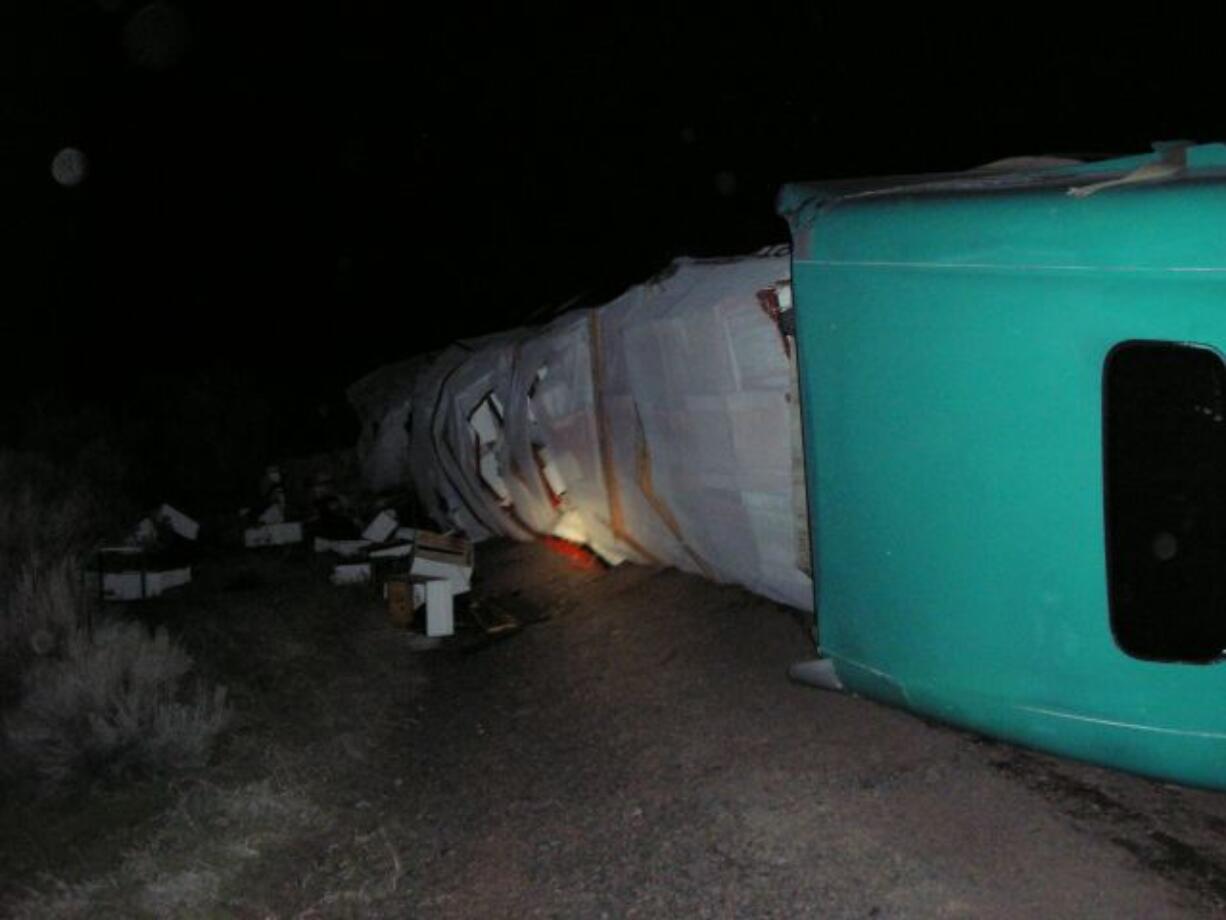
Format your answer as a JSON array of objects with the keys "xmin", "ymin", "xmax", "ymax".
[
  {"xmin": 0, "ymin": 447, "xmax": 119, "ymax": 712},
  {"xmin": 0, "ymin": 557, "xmax": 83, "ymax": 709},
  {"xmin": 2, "ymin": 611, "xmax": 230, "ymax": 787},
  {"xmin": 0, "ymin": 448, "xmax": 229, "ymax": 790}
]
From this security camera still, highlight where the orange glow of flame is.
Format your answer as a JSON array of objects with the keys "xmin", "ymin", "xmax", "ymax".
[{"xmin": 541, "ymin": 535, "xmax": 602, "ymax": 571}]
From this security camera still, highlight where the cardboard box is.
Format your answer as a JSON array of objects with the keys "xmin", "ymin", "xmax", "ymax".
[
  {"xmin": 384, "ymin": 572, "xmax": 455, "ymax": 635},
  {"xmin": 369, "ymin": 541, "xmax": 414, "ymax": 559},
  {"xmin": 93, "ymin": 559, "xmax": 192, "ymax": 601},
  {"xmin": 423, "ymin": 578, "xmax": 454, "ymax": 636},
  {"xmin": 469, "ymin": 398, "xmax": 502, "ymax": 445},
  {"xmin": 362, "ymin": 510, "xmax": 399, "ymax": 543},
  {"xmin": 385, "ymin": 575, "xmax": 414, "ymax": 627},
  {"xmin": 157, "ymin": 504, "xmax": 199, "ymax": 541},
  {"xmin": 244, "ymin": 522, "xmax": 303, "ymax": 547},
  {"xmin": 410, "ymin": 531, "xmax": 473, "ymax": 594},
  {"xmin": 314, "ymin": 537, "xmax": 372, "ymax": 557},
  {"xmin": 415, "ymin": 530, "xmax": 470, "ymax": 556},
  {"xmin": 130, "ymin": 517, "xmax": 159, "ymax": 546},
  {"xmin": 330, "ymin": 562, "xmax": 372, "ymax": 586}
]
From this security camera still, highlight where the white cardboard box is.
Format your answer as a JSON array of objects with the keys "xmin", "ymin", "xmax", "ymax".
[
  {"xmin": 157, "ymin": 504, "xmax": 199, "ymax": 541},
  {"xmin": 362, "ymin": 510, "xmax": 400, "ymax": 543},
  {"xmin": 330, "ymin": 562, "xmax": 372, "ymax": 586},
  {"xmin": 368, "ymin": 541, "xmax": 414, "ymax": 559},
  {"xmin": 100, "ymin": 566, "xmax": 192, "ymax": 601},
  {"xmin": 314, "ymin": 537, "xmax": 372, "ymax": 557},
  {"xmin": 244, "ymin": 522, "xmax": 304, "ymax": 547},
  {"xmin": 130, "ymin": 517, "xmax": 159, "ymax": 546},
  {"xmin": 469, "ymin": 398, "xmax": 502, "ymax": 445},
  {"xmin": 423, "ymin": 578, "xmax": 454, "ymax": 637},
  {"xmin": 410, "ymin": 530, "xmax": 473, "ymax": 592}
]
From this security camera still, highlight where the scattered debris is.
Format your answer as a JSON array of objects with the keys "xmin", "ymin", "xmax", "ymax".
[
  {"xmin": 362, "ymin": 509, "xmax": 399, "ymax": 543},
  {"xmin": 91, "ymin": 505, "xmax": 200, "ymax": 601},
  {"xmin": 330, "ymin": 562, "xmax": 372, "ymax": 586},
  {"xmin": 368, "ymin": 542, "xmax": 413, "ymax": 559},
  {"xmin": 230, "ymin": 465, "xmax": 480, "ymax": 643},
  {"xmin": 100, "ymin": 565, "xmax": 192, "ymax": 601},
  {"xmin": 127, "ymin": 504, "xmax": 199, "ymax": 552},
  {"xmin": 384, "ymin": 574, "xmax": 415, "ymax": 627},
  {"xmin": 155, "ymin": 504, "xmax": 200, "ymax": 542},
  {"xmin": 462, "ymin": 600, "xmax": 525, "ymax": 650},
  {"xmin": 381, "ymin": 574, "xmax": 455, "ymax": 637},
  {"xmin": 410, "ymin": 531, "xmax": 473, "ymax": 594},
  {"xmin": 239, "ymin": 466, "xmax": 305, "ymax": 546},
  {"xmin": 420, "ymin": 578, "xmax": 454, "ymax": 637},
  {"xmin": 308, "ymin": 517, "xmax": 476, "ymax": 641},
  {"xmin": 313, "ymin": 537, "xmax": 372, "ymax": 558},
  {"xmin": 250, "ymin": 465, "xmax": 288, "ymax": 525},
  {"xmin": 481, "ymin": 591, "xmax": 554, "ymax": 627},
  {"xmin": 244, "ymin": 521, "xmax": 304, "ymax": 548},
  {"xmin": 313, "ymin": 492, "xmax": 362, "ymax": 539},
  {"xmin": 129, "ymin": 516, "xmax": 160, "ymax": 547}
]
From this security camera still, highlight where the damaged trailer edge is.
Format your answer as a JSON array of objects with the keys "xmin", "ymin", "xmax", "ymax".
[
  {"xmin": 348, "ymin": 247, "xmax": 813, "ymax": 612},
  {"xmin": 782, "ymin": 141, "xmax": 1226, "ymax": 790}
]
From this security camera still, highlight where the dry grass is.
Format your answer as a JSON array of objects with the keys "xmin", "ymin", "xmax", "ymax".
[
  {"xmin": 4, "ymin": 779, "xmax": 325, "ymax": 919},
  {"xmin": 2, "ymin": 525, "xmax": 431, "ymax": 917},
  {"xmin": 4, "ymin": 766, "xmax": 411, "ymax": 917}
]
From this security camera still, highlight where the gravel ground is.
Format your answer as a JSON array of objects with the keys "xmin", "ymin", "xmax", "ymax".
[
  {"xmin": 7, "ymin": 539, "xmax": 1226, "ymax": 918},
  {"xmin": 388, "ymin": 541, "xmax": 1226, "ymax": 918}
]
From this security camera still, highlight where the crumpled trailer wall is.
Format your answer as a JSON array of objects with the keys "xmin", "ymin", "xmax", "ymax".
[{"xmin": 349, "ymin": 250, "xmax": 813, "ymax": 611}]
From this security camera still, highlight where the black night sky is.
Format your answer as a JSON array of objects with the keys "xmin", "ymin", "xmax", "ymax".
[{"xmin": 3, "ymin": 3, "xmax": 1221, "ymax": 456}]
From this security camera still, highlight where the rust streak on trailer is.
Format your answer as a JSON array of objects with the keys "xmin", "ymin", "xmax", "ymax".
[
  {"xmin": 633, "ymin": 405, "xmax": 714, "ymax": 578},
  {"xmin": 755, "ymin": 284, "xmax": 793, "ymax": 359},
  {"xmin": 588, "ymin": 311, "xmax": 662, "ymax": 565}
]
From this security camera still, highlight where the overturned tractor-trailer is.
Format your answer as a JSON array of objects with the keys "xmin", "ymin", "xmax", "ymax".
[
  {"xmin": 352, "ymin": 142, "xmax": 1226, "ymax": 789},
  {"xmin": 348, "ymin": 248, "xmax": 814, "ymax": 612}
]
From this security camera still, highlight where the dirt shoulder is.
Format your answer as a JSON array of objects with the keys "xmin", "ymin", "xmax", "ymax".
[{"xmin": 4, "ymin": 541, "xmax": 1226, "ymax": 917}]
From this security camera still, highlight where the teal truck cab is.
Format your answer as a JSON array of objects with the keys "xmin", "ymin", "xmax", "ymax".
[{"xmin": 781, "ymin": 143, "xmax": 1226, "ymax": 789}]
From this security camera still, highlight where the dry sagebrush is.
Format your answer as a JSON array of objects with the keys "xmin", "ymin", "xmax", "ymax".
[
  {"xmin": 3, "ymin": 616, "xmax": 230, "ymax": 786},
  {"xmin": 0, "ymin": 450, "xmax": 229, "ymax": 790}
]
